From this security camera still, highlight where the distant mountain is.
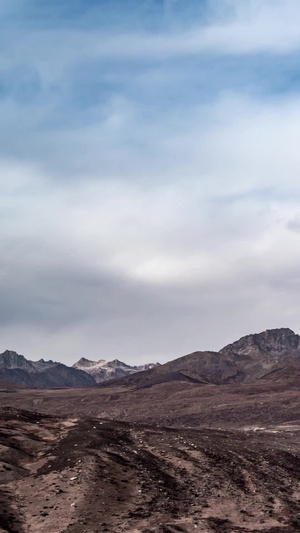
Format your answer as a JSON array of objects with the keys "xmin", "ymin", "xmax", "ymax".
[
  {"xmin": 0, "ymin": 350, "xmax": 96, "ymax": 388},
  {"xmin": 0, "ymin": 350, "xmax": 160, "ymax": 387},
  {"xmin": 109, "ymin": 328, "xmax": 300, "ymax": 388},
  {"xmin": 73, "ymin": 357, "xmax": 160, "ymax": 383}
]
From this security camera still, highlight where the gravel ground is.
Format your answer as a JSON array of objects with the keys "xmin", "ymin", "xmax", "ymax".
[{"xmin": 1, "ymin": 408, "xmax": 300, "ymax": 532}]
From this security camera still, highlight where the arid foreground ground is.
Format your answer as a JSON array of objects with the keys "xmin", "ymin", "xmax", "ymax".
[{"xmin": 1, "ymin": 403, "xmax": 300, "ymax": 533}]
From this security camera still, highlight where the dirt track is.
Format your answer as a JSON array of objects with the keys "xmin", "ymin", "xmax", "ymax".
[{"xmin": 1, "ymin": 407, "xmax": 300, "ymax": 532}]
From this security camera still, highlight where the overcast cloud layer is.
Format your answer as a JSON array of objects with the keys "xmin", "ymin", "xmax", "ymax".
[{"xmin": 1, "ymin": 0, "xmax": 300, "ymax": 364}]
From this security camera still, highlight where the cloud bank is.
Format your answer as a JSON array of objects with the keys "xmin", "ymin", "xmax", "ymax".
[{"xmin": 1, "ymin": 0, "xmax": 300, "ymax": 364}]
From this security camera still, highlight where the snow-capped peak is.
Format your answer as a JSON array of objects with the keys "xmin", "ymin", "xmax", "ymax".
[{"xmin": 73, "ymin": 357, "xmax": 160, "ymax": 383}]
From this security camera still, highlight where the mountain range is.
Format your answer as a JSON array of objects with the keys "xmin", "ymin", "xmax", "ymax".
[
  {"xmin": 0, "ymin": 350, "xmax": 160, "ymax": 387},
  {"xmin": 0, "ymin": 350, "xmax": 96, "ymax": 387},
  {"xmin": 1, "ymin": 327, "xmax": 300, "ymax": 388}
]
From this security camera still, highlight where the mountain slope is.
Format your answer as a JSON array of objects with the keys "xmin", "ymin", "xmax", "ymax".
[
  {"xmin": 220, "ymin": 327, "xmax": 300, "ymax": 382},
  {"xmin": 108, "ymin": 328, "xmax": 300, "ymax": 389}
]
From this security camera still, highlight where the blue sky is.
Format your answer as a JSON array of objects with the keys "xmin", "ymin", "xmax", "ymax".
[{"xmin": 1, "ymin": 0, "xmax": 300, "ymax": 363}]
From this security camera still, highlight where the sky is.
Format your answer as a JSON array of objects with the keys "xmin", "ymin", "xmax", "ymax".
[{"xmin": 1, "ymin": 0, "xmax": 300, "ymax": 364}]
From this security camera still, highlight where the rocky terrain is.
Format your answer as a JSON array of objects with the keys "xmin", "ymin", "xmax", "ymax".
[
  {"xmin": 73, "ymin": 358, "xmax": 160, "ymax": 383},
  {"xmin": 1, "ymin": 328, "xmax": 300, "ymax": 531},
  {"xmin": 1, "ymin": 407, "xmax": 300, "ymax": 533}
]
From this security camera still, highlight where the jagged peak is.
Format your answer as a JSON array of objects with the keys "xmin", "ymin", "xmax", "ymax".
[
  {"xmin": 76, "ymin": 357, "xmax": 94, "ymax": 365},
  {"xmin": 110, "ymin": 359, "xmax": 129, "ymax": 366},
  {"xmin": 220, "ymin": 328, "xmax": 300, "ymax": 355},
  {"xmin": 0, "ymin": 350, "xmax": 28, "ymax": 361},
  {"xmin": 1, "ymin": 349, "xmax": 23, "ymax": 357},
  {"xmin": 0, "ymin": 350, "xmax": 34, "ymax": 371},
  {"xmin": 73, "ymin": 357, "xmax": 107, "ymax": 368}
]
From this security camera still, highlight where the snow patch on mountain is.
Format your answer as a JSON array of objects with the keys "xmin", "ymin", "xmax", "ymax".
[{"xmin": 73, "ymin": 358, "xmax": 160, "ymax": 383}]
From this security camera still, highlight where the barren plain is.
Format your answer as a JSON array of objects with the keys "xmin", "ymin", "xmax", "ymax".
[{"xmin": 1, "ymin": 380, "xmax": 300, "ymax": 532}]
